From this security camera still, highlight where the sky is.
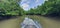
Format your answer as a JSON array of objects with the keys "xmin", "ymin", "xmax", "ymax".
[{"xmin": 20, "ymin": 0, "xmax": 45, "ymax": 11}]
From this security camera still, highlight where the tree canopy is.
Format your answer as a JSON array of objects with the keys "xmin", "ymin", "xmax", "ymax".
[
  {"xmin": 26, "ymin": 0, "xmax": 60, "ymax": 16},
  {"xmin": 1, "ymin": 0, "xmax": 60, "ymax": 16},
  {"xmin": 0, "ymin": 0, "xmax": 24, "ymax": 16}
]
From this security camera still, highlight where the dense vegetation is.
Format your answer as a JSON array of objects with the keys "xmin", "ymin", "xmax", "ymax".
[
  {"xmin": 26, "ymin": 0, "xmax": 60, "ymax": 16},
  {"xmin": 0, "ymin": 0, "xmax": 24, "ymax": 16},
  {"xmin": 0, "ymin": 0, "xmax": 60, "ymax": 17}
]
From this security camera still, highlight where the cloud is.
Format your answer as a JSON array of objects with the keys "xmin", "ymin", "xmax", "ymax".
[
  {"xmin": 21, "ymin": 3, "xmax": 30, "ymax": 10},
  {"xmin": 21, "ymin": 0, "xmax": 30, "ymax": 5},
  {"xmin": 20, "ymin": 0, "xmax": 30, "ymax": 10},
  {"xmin": 20, "ymin": 0, "xmax": 45, "ymax": 11},
  {"xmin": 21, "ymin": 0, "xmax": 28, "ymax": 4},
  {"xmin": 26, "ymin": 1, "xmax": 30, "ymax": 4},
  {"xmin": 22, "ymin": 0, "xmax": 27, "ymax": 2},
  {"xmin": 35, "ymin": 0, "xmax": 39, "ymax": 3}
]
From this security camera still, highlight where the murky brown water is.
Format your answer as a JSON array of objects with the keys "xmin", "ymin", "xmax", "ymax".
[{"xmin": 0, "ymin": 15, "xmax": 60, "ymax": 28}]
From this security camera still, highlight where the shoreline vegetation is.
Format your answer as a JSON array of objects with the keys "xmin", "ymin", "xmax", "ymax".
[
  {"xmin": 0, "ymin": 0, "xmax": 60, "ymax": 20},
  {"xmin": 0, "ymin": 15, "xmax": 60, "ymax": 21},
  {"xmin": 0, "ymin": 0, "xmax": 60, "ymax": 28}
]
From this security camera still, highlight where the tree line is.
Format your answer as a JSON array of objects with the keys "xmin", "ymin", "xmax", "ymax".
[
  {"xmin": 0, "ymin": 0, "xmax": 60, "ymax": 17},
  {"xmin": 26, "ymin": 0, "xmax": 60, "ymax": 16},
  {"xmin": 0, "ymin": 0, "xmax": 25, "ymax": 16}
]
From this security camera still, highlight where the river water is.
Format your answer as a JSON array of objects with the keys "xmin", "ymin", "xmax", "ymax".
[
  {"xmin": 0, "ymin": 15, "xmax": 60, "ymax": 28},
  {"xmin": 21, "ymin": 17, "xmax": 42, "ymax": 28}
]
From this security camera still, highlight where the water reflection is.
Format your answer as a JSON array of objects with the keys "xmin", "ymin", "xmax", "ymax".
[{"xmin": 21, "ymin": 17, "xmax": 42, "ymax": 28}]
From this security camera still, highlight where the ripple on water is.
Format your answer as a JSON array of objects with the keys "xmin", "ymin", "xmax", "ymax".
[{"xmin": 21, "ymin": 17, "xmax": 42, "ymax": 28}]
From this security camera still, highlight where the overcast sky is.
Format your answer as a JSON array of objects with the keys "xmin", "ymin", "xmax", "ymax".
[{"xmin": 20, "ymin": 0, "xmax": 45, "ymax": 11}]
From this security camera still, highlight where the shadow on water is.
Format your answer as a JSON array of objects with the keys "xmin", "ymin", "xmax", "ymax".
[
  {"xmin": 40, "ymin": 13, "xmax": 60, "ymax": 21},
  {"xmin": 0, "ymin": 15, "xmax": 18, "ymax": 21}
]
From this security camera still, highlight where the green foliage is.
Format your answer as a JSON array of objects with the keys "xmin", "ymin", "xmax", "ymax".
[
  {"xmin": 0, "ymin": 0, "xmax": 24, "ymax": 16},
  {"xmin": 27, "ymin": 0, "xmax": 60, "ymax": 16}
]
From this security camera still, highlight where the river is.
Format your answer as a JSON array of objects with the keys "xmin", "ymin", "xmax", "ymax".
[{"xmin": 0, "ymin": 15, "xmax": 60, "ymax": 28}]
